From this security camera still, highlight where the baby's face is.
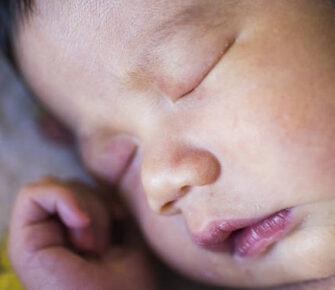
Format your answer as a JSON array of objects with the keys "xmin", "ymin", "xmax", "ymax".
[{"xmin": 15, "ymin": 0, "xmax": 335, "ymax": 288}]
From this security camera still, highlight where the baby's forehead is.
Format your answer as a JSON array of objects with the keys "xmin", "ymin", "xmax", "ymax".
[
  {"xmin": 25, "ymin": 0, "xmax": 237, "ymax": 56},
  {"xmin": 31, "ymin": 0, "xmax": 233, "ymax": 24},
  {"xmin": 20, "ymin": 1, "xmax": 239, "ymax": 90}
]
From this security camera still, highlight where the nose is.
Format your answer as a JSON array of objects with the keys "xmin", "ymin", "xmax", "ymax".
[{"xmin": 141, "ymin": 145, "xmax": 221, "ymax": 215}]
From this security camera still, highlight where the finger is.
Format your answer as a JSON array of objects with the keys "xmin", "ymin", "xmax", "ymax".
[
  {"xmin": 9, "ymin": 182, "xmax": 91, "ymax": 262},
  {"xmin": 13, "ymin": 184, "xmax": 90, "ymax": 229},
  {"xmin": 67, "ymin": 193, "xmax": 110, "ymax": 255},
  {"xmin": 31, "ymin": 179, "xmax": 111, "ymax": 255},
  {"xmin": 10, "ymin": 179, "xmax": 110, "ymax": 261},
  {"xmin": 16, "ymin": 217, "xmax": 68, "ymax": 253},
  {"xmin": 61, "ymin": 181, "xmax": 130, "ymax": 254}
]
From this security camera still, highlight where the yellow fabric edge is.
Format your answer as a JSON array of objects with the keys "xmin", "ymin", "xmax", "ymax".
[{"xmin": 0, "ymin": 232, "xmax": 24, "ymax": 290}]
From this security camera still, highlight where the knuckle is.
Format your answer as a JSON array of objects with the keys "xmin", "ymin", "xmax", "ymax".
[
  {"xmin": 17, "ymin": 184, "xmax": 37, "ymax": 200},
  {"xmin": 19, "ymin": 178, "xmax": 69, "ymax": 198}
]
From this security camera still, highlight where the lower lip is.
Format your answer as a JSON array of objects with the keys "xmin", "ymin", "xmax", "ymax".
[
  {"xmin": 192, "ymin": 208, "xmax": 294, "ymax": 257},
  {"xmin": 233, "ymin": 208, "xmax": 292, "ymax": 257}
]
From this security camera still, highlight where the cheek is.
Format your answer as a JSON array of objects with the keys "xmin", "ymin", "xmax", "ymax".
[
  {"xmin": 202, "ymin": 49, "xmax": 335, "ymax": 208},
  {"xmin": 252, "ymin": 88, "xmax": 335, "ymax": 151},
  {"xmin": 232, "ymin": 82, "xmax": 335, "ymax": 204},
  {"xmin": 254, "ymin": 89, "xmax": 335, "ymax": 176}
]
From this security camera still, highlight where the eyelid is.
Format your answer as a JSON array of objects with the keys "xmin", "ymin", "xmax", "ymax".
[{"xmin": 179, "ymin": 38, "xmax": 236, "ymax": 100}]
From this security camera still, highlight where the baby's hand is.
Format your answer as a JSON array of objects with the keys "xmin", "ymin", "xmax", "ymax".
[{"xmin": 8, "ymin": 178, "xmax": 155, "ymax": 290}]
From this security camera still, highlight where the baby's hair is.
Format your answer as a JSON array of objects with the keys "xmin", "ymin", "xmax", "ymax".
[{"xmin": 0, "ymin": 0, "xmax": 34, "ymax": 70}]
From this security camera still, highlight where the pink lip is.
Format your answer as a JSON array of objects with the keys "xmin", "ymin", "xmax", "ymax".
[{"xmin": 191, "ymin": 208, "xmax": 293, "ymax": 257}]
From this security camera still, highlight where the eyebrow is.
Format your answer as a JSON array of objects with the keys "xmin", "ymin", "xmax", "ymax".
[
  {"xmin": 123, "ymin": 1, "xmax": 231, "ymax": 90},
  {"xmin": 147, "ymin": 2, "xmax": 226, "ymax": 51}
]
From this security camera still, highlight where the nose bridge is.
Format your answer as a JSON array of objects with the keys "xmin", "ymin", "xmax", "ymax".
[{"xmin": 141, "ymin": 140, "xmax": 221, "ymax": 214}]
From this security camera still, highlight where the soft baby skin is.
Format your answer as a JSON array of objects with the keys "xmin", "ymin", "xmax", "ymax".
[{"xmin": 13, "ymin": 0, "xmax": 335, "ymax": 288}]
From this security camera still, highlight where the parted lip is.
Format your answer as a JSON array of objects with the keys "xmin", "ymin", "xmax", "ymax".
[
  {"xmin": 191, "ymin": 216, "xmax": 265, "ymax": 250},
  {"xmin": 190, "ymin": 208, "xmax": 293, "ymax": 256}
]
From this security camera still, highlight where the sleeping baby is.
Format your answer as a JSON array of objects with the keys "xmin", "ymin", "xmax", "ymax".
[{"xmin": 2, "ymin": 0, "xmax": 335, "ymax": 289}]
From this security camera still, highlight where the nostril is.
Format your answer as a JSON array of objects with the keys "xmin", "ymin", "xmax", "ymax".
[
  {"xmin": 158, "ymin": 186, "xmax": 189, "ymax": 215},
  {"xmin": 180, "ymin": 185, "xmax": 190, "ymax": 195},
  {"xmin": 159, "ymin": 200, "xmax": 181, "ymax": 215}
]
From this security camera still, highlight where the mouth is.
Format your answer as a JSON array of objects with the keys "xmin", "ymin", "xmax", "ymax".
[{"xmin": 191, "ymin": 208, "xmax": 294, "ymax": 257}]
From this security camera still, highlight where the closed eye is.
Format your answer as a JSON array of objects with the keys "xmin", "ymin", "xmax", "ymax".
[{"xmin": 179, "ymin": 38, "xmax": 236, "ymax": 99}]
